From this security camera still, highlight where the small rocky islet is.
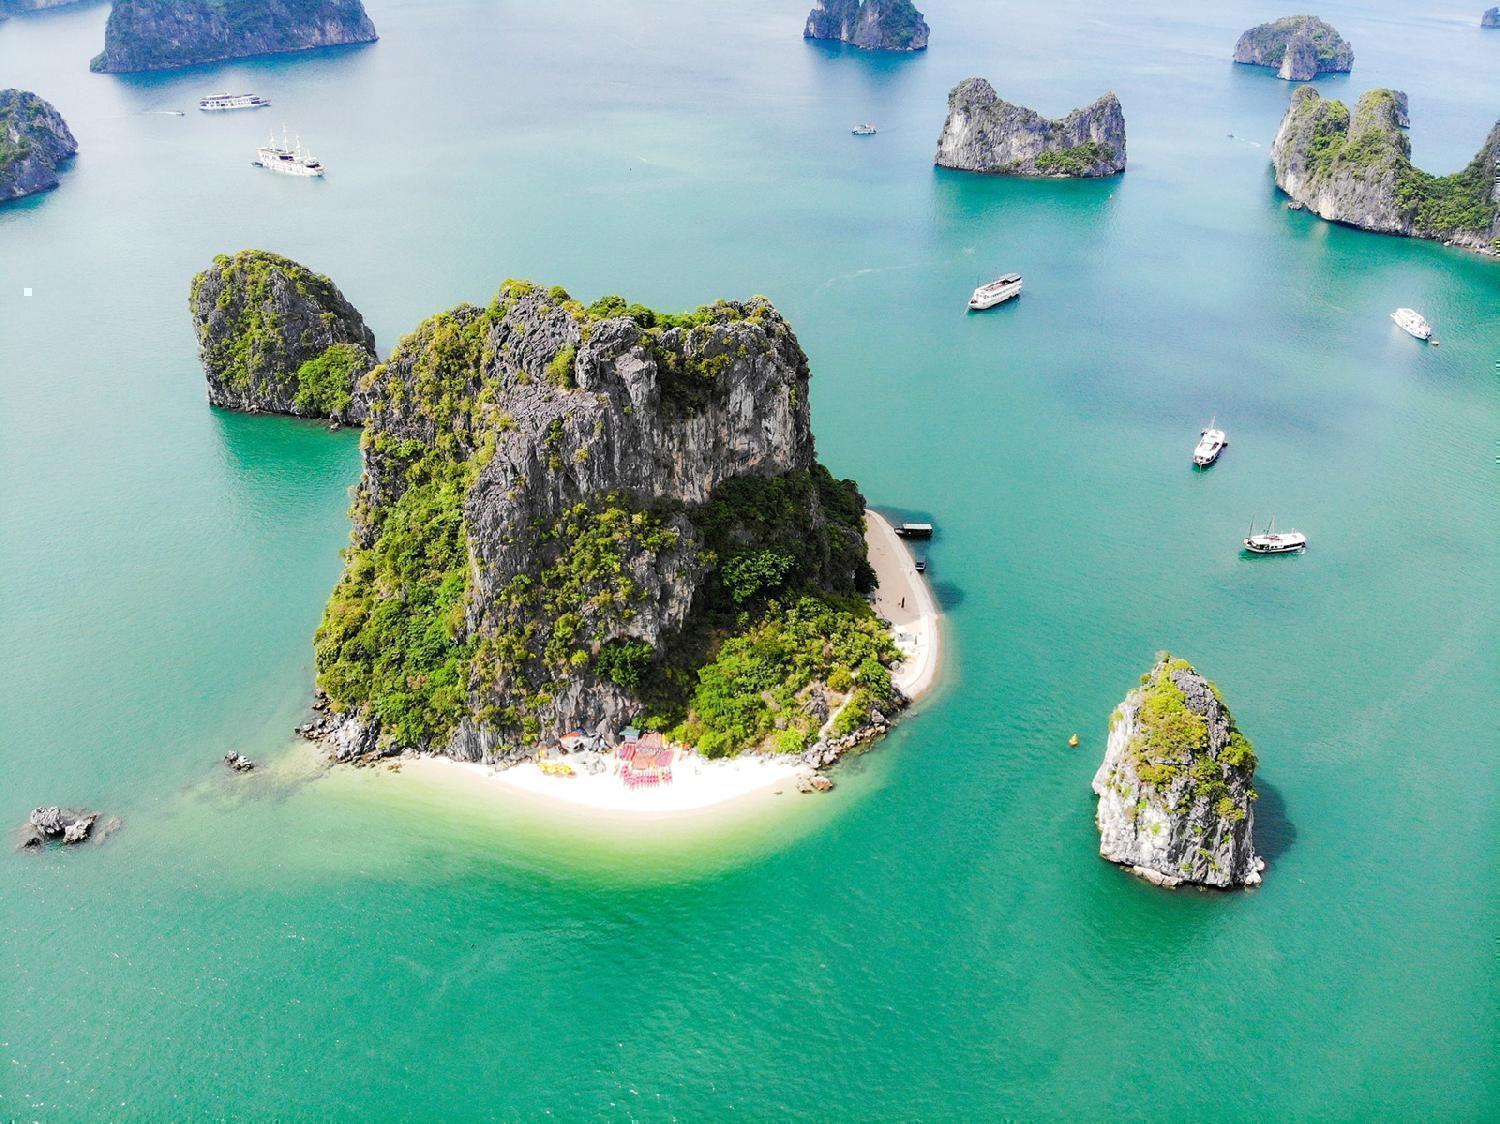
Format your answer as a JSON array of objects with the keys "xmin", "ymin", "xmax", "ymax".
[
  {"xmin": 1272, "ymin": 88, "xmax": 1500, "ymax": 256},
  {"xmin": 1483, "ymin": 8, "xmax": 1499, "ymax": 30},
  {"xmin": 0, "ymin": 89, "xmax": 77, "ymax": 204},
  {"xmin": 803, "ymin": 0, "xmax": 928, "ymax": 52},
  {"xmin": 190, "ymin": 250, "xmax": 378, "ymax": 424},
  {"xmin": 1233, "ymin": 15, "xmax": 1354, "ymax": 81},
  {"xmin": 1093, "ymin": 655, "xmax": 1264, "ymax": 889},
  {"xmin": 306, "ymin": 282, "xmax": 902, "ymax": 768},
  {"xmin": 934, "ymin": 78, "xmax": 1126, "ymax": 178},
  {"xmin": 90, "ymin": 0, "xmax": 378, "ymax": 73}
]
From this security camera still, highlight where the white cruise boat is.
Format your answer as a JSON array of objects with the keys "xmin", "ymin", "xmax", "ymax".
[
  {"xmin": 851, "ymin": 122, "xmax": 877, "ymax": 136},
  {"xmin": 255, "ymin": 129, "xmax": 324, "ymax": 177},
  {"xmin": 1243, "ymin": 517, "xmax": 1306, "ymax": 555},
  {"xmin": 1193, "ymin": 418, "xmax": 1228, "ymax": 467},
  {"xmin": 969, "ymin": 272, "xmax": 1023, "ymax": 310},
  {"xmin": 1391, "ymin": 307, "xmax": 1432, "ymax": 340},
  {"xmin": 199, "ymin": 92, "xmax": 270, "ymax": 112}
]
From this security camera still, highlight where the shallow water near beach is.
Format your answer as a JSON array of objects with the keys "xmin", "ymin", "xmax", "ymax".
[{"xmin": 2, "ymin": 0, "xmax": 1497, "ymax": 1116}]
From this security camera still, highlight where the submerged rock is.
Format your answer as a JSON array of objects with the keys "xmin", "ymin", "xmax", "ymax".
[
  {"xmin": 189, "ymin": 250, "xmax": 378, "ymax": 423},
  {"xmin": 0, "ymin": 89, "xmax": 77, "ymax": 204},
  {"xmin": 804, "ymin": 0, "xmax": 928, "ymax": 51},
  {"xmin": 1233, "ymin": 15, "xmax": 1353, "ymax": 81},
  {"xmin": 1272, "ymin": 87, "xmax": 1500, "ymax": 256},
  {"xmin": 223, "ymin": 751, "xmax": 255, "ymax": 772},
  {"xmin": 935, "ymin": 79, "xmax": 1126, "ymax": 178},
  {"xmin": 90, "ymin": 0, "xmax": 377, "ymax": 73},
  {"xmin": 311, "ymin": 281, "xmax": 899, "ymax": 764},
  {"xmin": 1092, "ymin": 655, "xmax": 1264, "ymax": 889}
]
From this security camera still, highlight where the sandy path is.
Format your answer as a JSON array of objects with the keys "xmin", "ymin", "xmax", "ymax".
[{"xmin": 864, "ymin": 508, "xmax": 942, "ymax": 700}]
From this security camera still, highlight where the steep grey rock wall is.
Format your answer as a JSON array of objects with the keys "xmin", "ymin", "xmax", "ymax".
[
  {"xmin": 804, "ymin": 0, "xmax": 928, "ymax": 51},
  {"xmin": 1093, "ymin": 656, "xmax": 1264, "ymax": 889},
  {"xmin": 935, "ymin": 79, "xmax": 1126, "ymax": 177},
  {"xmin": 90, "ymin": 0, "xmax": 377, "ymax": 73},
  {"xmin": 189, "ymin": 250, "xmax": 377, "ymax": 423},
  {"xmin": 1272, "ymin": 87, "xmax": 1500, "ymax": 255},
  {"xmin": 0, "ymin": 89, "xmax": 77, "ymax": 203},
  {"xmin": 1233, "ymin": 15, "xmax": 1353, "ymax": 80}
]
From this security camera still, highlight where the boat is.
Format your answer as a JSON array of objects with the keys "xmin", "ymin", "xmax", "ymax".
[
  {"xmin": 968, "ymin": 273, "xmax": 1023, "ymax": 310},
  {"xmin": 199, "ymin": 93, "xmax": 270, "ymax": 112},
  {"xmin": 914, "ymin": 559, "xmax": 928, "ymax": 573},
  {"xmin": 851, "ymin": 123, "xmax": 877, "ymax": 136},
  {"xmin": 1391, "ymin": 307, "xmax": 1433, "ymax": 340},
  {"xmin": 896, "ymin": 523, "xmax": 933, "ymax": 540},
  {"xmin": 1193, "ymin": 418, "xmax": 1228, "ymax": 467},
  {"xmin": 254, "ymin": 128, "xmax": 325, "ymax": 177},
  {"xmin": 1242, "ymin": 517, "xmax": 1307, "ymax": 555}
]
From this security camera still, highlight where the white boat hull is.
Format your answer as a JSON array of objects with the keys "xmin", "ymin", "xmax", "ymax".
[
  {"xmin": 1243, "ymin": 535, "xmax": 1306, "ymax": 554},
  {"xmin": 969, "ymin": 281, "xmax": 1023, "ymax": 310}
]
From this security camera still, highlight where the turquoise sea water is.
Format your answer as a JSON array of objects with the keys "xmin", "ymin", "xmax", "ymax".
[{"xmin": 3, "ymin": 0, "xmax": 1497, "ymax": 1116}]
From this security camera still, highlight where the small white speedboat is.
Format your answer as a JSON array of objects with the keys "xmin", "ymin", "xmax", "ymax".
[
  {"xmin": 1194, "ymin": 418, "xmax": 1228, "ymax": 467},
  {"xmin": 969, "ymin": 273, "xmax": 1022, "ymax": 310},
  {"xmin": 1243, "ymin": 517, "xmax": 1306, "ymax": 555},
  {"xmin": 1391, "ymin": 307, "xmax": 1433, "ymax": 340}
]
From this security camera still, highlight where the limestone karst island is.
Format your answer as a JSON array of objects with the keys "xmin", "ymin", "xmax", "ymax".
[{"xmin": 7, "ymin": 0, "xmax": 1496, "ymax": 1116}]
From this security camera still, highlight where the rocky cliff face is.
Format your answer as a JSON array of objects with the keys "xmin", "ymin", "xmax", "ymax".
[
  {"xmin": 1, "ymin": 0, "xmax": 88, "ymax": 13},
  {"xmin": 189, "ymin": 250, "xmax": 377, "ymax": 423},
  {"xmin": 935, "ymin": 79, "xmax": 1125, "ymax": 177},
  {"xmin": 90, "ymin": 0, "xmax": 377, "ymax": 73},
  {"xmin": 0, "ymin": 89, "xmax": 77, "ymax": 203},
  {"xmin": 804, "ymin": 0, "xmax": 928, "ymax": 51},
  {"xmin": 312, "ymin": 282, "xmax": 897, "ymax": 764},
  {"xmin": 1272, "ymin": 87, "xmax": 1500, "ymax": 256},
  {"xmin": 1093, "ymin": 656, "xmax": 1264, "ymax": 889},
  {"xmin": 1233, "ymin": 15, "xmax": 1353, "ymax": 80}
]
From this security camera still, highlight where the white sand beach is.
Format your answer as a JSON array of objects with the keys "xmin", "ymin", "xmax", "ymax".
[
  {"xmin": 864, "ymin": 508, "xmax": 942, "ymax": 700},
  {"xmin": 392, "ymin": 506, "xmax": 942, "ymax": 821}
]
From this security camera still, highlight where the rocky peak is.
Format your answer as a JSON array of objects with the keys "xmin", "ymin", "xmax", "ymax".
[
  {"xmin": 314, "ymin": 282, "xmax": 893, "ymax": 761},
  {"xmin": 935, "ymin": 79, "xmax": 1126, "ymax": 178},
  {"xmin": 90, "ymin": 0, "xmax": 377, "ymax": 73},
  {"xmin": 1272, "ymin": 87, "xmax": 1500, "ymax": 255},
  {"xmin": 0, "ymin": 89, "xmax": 77, "ymax": 204},
  {"xmin": 1233, "ymin": 15, "xmax": 1354, "ymax": 80},
  {"xmin": 1093, "ymin": 655, "xmax": 1264, "ymax": 889},
  {"xmin": 189, "ymin": 250, "xmax": 377, "ymax": 423},
  {"xmin": 804, "ymin": 0, "xmax": 928, "ymax": 52}
]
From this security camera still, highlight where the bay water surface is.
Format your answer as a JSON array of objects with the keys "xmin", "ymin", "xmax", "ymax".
[{"xmin": 2, "ymin": 0, "xmax": 1497, "ymax": 1117}]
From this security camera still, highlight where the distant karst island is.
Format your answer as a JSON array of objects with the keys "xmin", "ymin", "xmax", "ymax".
[
  {"xmin": 190, "ymin": 250, "xmax": 377, "ymax": 424},
  {"xmin": 1483, "ymin": 7, "xmax": 1499, "ymax": 29},
  {"xmin": 90, "ymin": 0, "xmax": 377, "ymax": 74},
  {"xmin": 804, "ymin": 0, "xmax": 928, "ymax": 52},
  {"xmin": 223, "ymin": 279, "xmax": 913, "ymax": 774},
  {"xmin": 1093, "ymin": 655, "xmax": 1265, "ymax": 889},
  {"xmin": 1234, "ymin": 15, "xmax": 1353, "ymax": 81},
  {"xmin": 935, "ymin": 79, "xmax": 1126, "ymax": 178},
  {"xmin": 1273, "ymin": 88, "xmax": 1500, "ymax": 256},
  {"xmin": 0, "ymin": 89, "xmax": 77, "ymax": 204}
]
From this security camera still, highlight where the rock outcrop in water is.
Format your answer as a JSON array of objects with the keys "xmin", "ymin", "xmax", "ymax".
[
  {"xmin": 189, "ymin": 250, "xmax": 378, "ymax": 423},
  {"xmin": 18, "ymin": 806, "xmax": 112, "ymax": 849},
  {"xmin": 1093, "ymin": 655, "xmax": 1264, "ymax": 889},
  {"xmin": 90, "ymin": 0, "xmax": 377, "ymax": 73},
  {"xmin": 311, "ymin": 281, "xmax": 900, "ymax": 765},
  {"xmin": 1233, "ymin": 15, "xmax": 1353, "ymax": 80},
  {"xmin": 1483, "ymin": 8, "xmax": 1499, "ymax": 29},
  {"xmin": 804, "ymin": 0, "xmax": 928, "ymax": 51},
  {"xmin": 1272, "ymin": 87, "xmax": 1500, "ymax": 256},
  {"xmin": 935, "ymin": 79, "xmax": 1126, "ymax": 177},
  {"xmin": 0, "ymin": 89, "xmax": 77, "ymax": 203}
]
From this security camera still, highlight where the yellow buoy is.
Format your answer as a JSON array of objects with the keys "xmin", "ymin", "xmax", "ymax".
[{"xmin": 1068, "ymin": 734, "xmax": 1080, "ymax": 747}]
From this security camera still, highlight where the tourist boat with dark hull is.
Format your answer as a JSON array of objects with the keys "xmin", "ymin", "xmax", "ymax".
[
  {"xmin": 895, "ymin": 522, "xmax": 933, "ymax": 540},
  {"xmin": 969, "ymin": 273, "xmax": 1022, "ymax": 310},
  {"xmin": 1243, "ymin": 517, "xmax": 1306, "ymax": 555},
  {"xmin": 1194, "ymin": 418, "xmax": 1228, "ymax": 467}
]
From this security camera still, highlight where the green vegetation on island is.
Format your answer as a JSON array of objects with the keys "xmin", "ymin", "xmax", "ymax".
[{"xmin": 313, "ymin": 282, "xmax": 900, "ymax": 760}]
